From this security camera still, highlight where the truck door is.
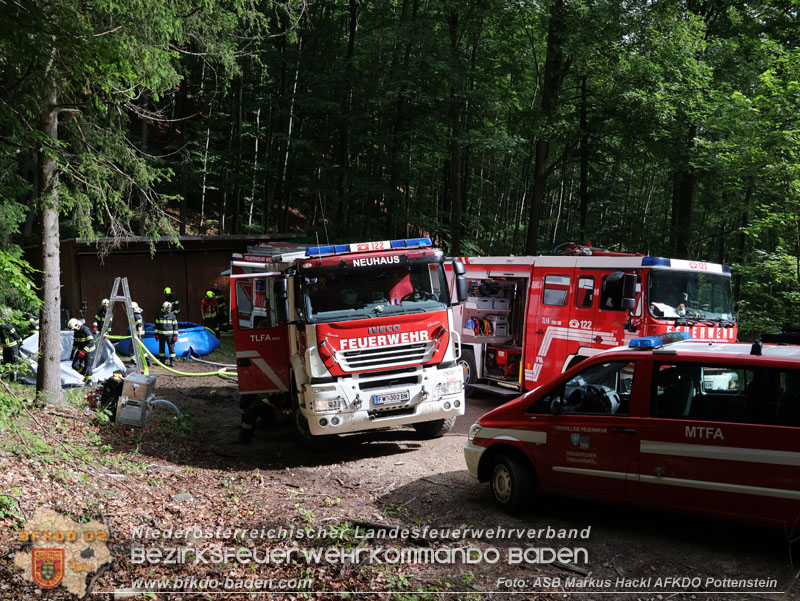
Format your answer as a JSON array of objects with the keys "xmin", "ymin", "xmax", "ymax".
[
  {"xmin": 231, "ymin": 272, "xmax": 290, "ymax": 394},
  {"xmin": 529, "ymin": 260, "xmax": 600, "ymax": 385}
]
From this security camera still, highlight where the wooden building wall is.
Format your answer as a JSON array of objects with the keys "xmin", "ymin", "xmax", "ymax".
[{"xmin": 28, "ymin": 235, "xmax": 300, "ymax": 333}]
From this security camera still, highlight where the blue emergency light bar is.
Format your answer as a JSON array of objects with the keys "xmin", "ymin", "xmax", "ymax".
[
  {"xmin": 641, "ymin": 257, "xmax": 671, "ymax": 267},
  {"xmin": 641, "ymin": 256, "xmax": 731, "ymax": 274},
  {"xmin": 306, "ymin": 237, "xmax": 432, "ymax": 257},
  {"xmin": 629, "ymin": 331, "xmax": 691, "ymax": 349}
]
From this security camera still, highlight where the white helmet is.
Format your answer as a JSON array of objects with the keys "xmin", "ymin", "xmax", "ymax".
[
  {"xmin": 68, "ymin": 318, "xmax": 81, "ymax": 330},
  {"xmin": 102, "ymin": 298, "xmax": 109, "ymax": 306},
  {"xmin": 131, "ymin": 302, "xmax": 142, "ymax": 313},
  {"xmin": 162, "ymin": 301, "xmax": 172, "ymax": 312}
]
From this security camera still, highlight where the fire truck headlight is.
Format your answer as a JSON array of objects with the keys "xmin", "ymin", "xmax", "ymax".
[
  {"xmin": 467, "ymin": 423, "xmax": 483, "ymax": 442},
  {"xmin": 435, "ymin": 380, "xmax": 463, "ymax": 398},
  {"xmin": 311, "ymin": 397, "xmax": 344, "ymax": 412}
]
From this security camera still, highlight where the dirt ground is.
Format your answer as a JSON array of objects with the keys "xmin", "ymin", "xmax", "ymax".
[{"xmin": 2, "ymin": 354, "xmax": 799, "ymax": 600}]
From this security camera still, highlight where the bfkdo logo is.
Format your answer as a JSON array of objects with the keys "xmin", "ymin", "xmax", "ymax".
[{"xmin": 32, "ymin": 548, "xmax": 65, "ymax": 588}]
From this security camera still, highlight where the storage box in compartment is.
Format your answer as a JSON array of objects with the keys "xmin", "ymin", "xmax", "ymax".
[
  {"xmin": 487, "ymin": 314, "xmax": 509, "ymax": 337},
  {"xmin": 473, "ymin": 298, "xmax": 495, "ymax": 310},
  {"xmin": 492, "ymin": 297, "xmax": 511, "ymax": 311}
]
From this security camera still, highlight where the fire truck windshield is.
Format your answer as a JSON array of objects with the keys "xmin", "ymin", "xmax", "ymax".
[
  {"xmin": 301, "ymin": 262, "xmax": 450, "ymax": 323},
  {"xmin": 647, "ymin": 270, "xmax": 734, "ymax": 323}
]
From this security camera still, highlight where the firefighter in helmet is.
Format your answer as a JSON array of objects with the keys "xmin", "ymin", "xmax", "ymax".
[
  {"xmin": 68, "ymin": 318, "xmax": 96, "ymax": 383},
  {"xmin": 163, "ymin": 287, "xmax": 181, "ymax": 317},
  {"xmin": 93, "ymin": 298, "xmax": 111, "ymax": 334},
  {"xmin": 131, "ymin": 301, "xmax": 145, "ymax": 338},
  {"xmin": 0, "ymin": 307, "xmax": 22, "ymax": 370},
  {"xmin": 211, "ymin": 285, "xmax": 228, "ymax": 331},
  {"xmin": 201, "ymin": 290, "xmax": 219, "ymax": 338},
  {"xmin": 155, "ymin": 301, "xmax": 179, "ymax": 366}
]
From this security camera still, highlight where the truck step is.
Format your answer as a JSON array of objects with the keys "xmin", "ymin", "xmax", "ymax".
[{"xmin": 470, "ymin": 382, "xmax": 521, "ymax": 397}]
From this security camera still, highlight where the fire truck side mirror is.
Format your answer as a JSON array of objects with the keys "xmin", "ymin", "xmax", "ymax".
[
  {"xmin": 622, "ymin": 272, "xmax": 636, "ymax": 310},
  {"xmin": 274, "ymin": 277, "xmax": 290, "ymax": 323},
  {"xmin": 452, "ymin": 260, "xmax": 468, "ymax": 304}
]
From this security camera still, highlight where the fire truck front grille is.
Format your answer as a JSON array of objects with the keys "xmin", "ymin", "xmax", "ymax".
[{"xmin": 337, "ymin": 341, "xmax": 435, "ymax": 372}]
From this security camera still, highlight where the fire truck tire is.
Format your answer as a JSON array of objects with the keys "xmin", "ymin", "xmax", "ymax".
[
  {"xmin": 412, "ymin": 417, "xmax": 456, "ymax": 438},
  {"xmin": 291, "ymin": 373, "xmax": 336, "ymax": 445},
  {"xmin": 488, "ymin": 452, "xmax": 534, "ymax": 513},
  {"xmin": 457, "ymin": 349, "xmax": 477, "ymax": 397}
]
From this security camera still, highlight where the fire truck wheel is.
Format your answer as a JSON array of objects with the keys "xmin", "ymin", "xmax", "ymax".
[
  {"xmin": 412, "ymin": 417, "xmax": 456, "ymax": 438},
  {"xmin": 489, "ymin": 452, "xmax": 534, "ymax": 513},
  {"xmin": 457, "ymin": 349, "xmax": 477, "ymax": 397}
]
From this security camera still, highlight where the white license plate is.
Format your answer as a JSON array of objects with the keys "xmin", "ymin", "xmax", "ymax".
[{"xmin": 374, "ymin": 390, "xmax": 410, "ymax": 405}]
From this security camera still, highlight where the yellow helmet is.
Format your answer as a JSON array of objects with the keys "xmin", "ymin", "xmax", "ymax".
[
  {"xmin": 206, "ymin": 290, "xmax": 214, "ymax": 298},
  {"xmin": 164, "ymin": 287, "xmax": 172, "ymax": 295}
]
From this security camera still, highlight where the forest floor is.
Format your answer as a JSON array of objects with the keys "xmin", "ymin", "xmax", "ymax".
[{"xmin": 0, "ymin": 340, "xmax": 798, "ymax": 601}]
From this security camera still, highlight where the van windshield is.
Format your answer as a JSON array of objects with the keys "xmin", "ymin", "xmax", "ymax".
[
  {"xmin": 301, "ymin": 262, "xmax": 450, "ymax": 323},
  {"xmin": 647, "ymin": 271, "xmax": 734, "ymax": 323}
]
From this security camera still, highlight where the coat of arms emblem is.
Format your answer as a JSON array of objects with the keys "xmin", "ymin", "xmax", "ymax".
[{"xmin": 32, "ymin": 548, "xmax": 65, "ymax": 589}]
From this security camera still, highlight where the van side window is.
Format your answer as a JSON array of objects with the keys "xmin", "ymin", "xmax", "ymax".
[
  {"xmin": 543, "ymin": 275, "xmax": 570, "ymax": 306},
  {"xmin": 651, "ymin": 363, "xmax": 759, "ymax": 423},
  {"xmin": 528, "ymin": 361, "xmax": 635, "ymax": 415},
  {"xmin": 576, "ymin": 276, "xmax": 594, "ymax": 308},
  {"xmin": 775, "ymin": 370, "xmax": 800, "ymax": 426}
]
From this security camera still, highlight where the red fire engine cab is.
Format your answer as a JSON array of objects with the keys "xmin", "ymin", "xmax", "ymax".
[
  {"xmin": 230, "ymin": 238, "xmax": 468, "ymax": 439},
  {"xmin": 451, "ymin": 242, "xmax": 737, "ymax": 395}
]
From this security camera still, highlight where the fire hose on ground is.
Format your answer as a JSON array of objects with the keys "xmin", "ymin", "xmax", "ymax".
[{"xmin": 102, "ymin": 333, "xmax": 237, "ymax": 379}]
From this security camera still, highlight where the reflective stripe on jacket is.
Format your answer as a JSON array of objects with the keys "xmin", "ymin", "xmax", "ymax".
[
  {"xmin": 201, "ymin": 297, "xmax": 217, "ymax": 319},
  {"xmin": 0, "ymin": 324, "xmax": 21, "ymax": 348},
  {"xmin": 73, "ymin": 325, "xmax": 97, "ymax": 353},
  {"xmin": 155, "ymin": 312, "xmax": 179, "ymax": 337}
]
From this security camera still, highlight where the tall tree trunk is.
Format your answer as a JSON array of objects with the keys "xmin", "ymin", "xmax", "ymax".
[
  {"xmin": 337, "ymin": 0, "xmax": 358, "ymax": 230},
  {"xmin": 36, "ymin": 65, "xmax": 64, "ymax": 405},
  {"xmin": 446, "ymin": 9, "xmax": 463, "ymax": 256},
  {"xmin": 525, "ymin": 0, "xmax": 568, "ymax": 255},
  {"xmin": 670, "ymin": 124, "xmax": 696, "ymax": 258},
  {"xmin": 578, "ymin": 75, "xmax": 589, "ymax": 242}
]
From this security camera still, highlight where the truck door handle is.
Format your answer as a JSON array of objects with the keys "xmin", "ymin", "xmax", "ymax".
[
  {"xmin": 611, "ymin": 427, "xmax": 637, "ymax": 435},
  {"xmin": 535, "ymin": 330, "xmax": 544, "ymax": 335}
]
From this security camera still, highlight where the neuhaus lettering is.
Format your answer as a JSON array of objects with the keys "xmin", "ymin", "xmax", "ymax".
[
  {"xmin": 351, "ymin": 256, "xmax": 401, "ymax": 267},
  {"xmin": 340, "ymin": 330, "xmax": 430, "ymax": 350}
]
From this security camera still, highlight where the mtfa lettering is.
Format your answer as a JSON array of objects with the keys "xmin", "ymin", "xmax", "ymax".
[{"xmin": 685, "ymin": 425, "xmax": 724, "ymax": 440}]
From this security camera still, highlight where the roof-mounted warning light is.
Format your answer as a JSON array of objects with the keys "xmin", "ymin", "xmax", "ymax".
[
  {"xmin": 306, "ymin": 237, "xmax": 432, "ymax": 257},
  {"xmin": 641, "ymin": 257, "xmax": 671, "ymax": 267},
  {"xmin": 629, "ymin": 331, "xmax": 691, "ymax": 349}
]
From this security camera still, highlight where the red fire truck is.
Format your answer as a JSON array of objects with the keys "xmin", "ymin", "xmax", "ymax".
[
  {"xmin": 451, "ymin": 243, "xmax": 737, "ymax": 396},
  {"xmin": 230, "ymin": 238, "xmax": 468, "ymax": 439}
]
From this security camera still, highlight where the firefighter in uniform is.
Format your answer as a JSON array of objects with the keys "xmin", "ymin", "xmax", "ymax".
[
  {"xmin": 201, "ymin": 291, "xmax": 219, "ymax": 338},
  {"xmin": 211, "ymin": 285, "xmax": 228, "ymax": 331},
  {"xmin": 25, "ymin": 312, "xmax": 39, "ymax": 333},
  {"xmin": 163, "ymin": 287, "xmax": 181, "ymax": 317},
  {"xmin": 131, "ymin": 301, "xmax": 145, "ymax": 338},
  {"xmin": 0, "ymin": 308, "xmax": 22, "ymax": 369},
  {"xmin": 155, "ymin": 301, "xmax": 179, "ymax": 366},
  {"xmin": 68, "ymin": 318, "xmax": 96, "ymax": 383},
  {"xmin": 93, "ymin": 298, "xmax": 110, "ymax": 334},
  {"xmin": 239, "ymin": 393, "xmax": 287, "ymax": 443},
  {"xmin": 131, "ymin": 301, "xmax": 147, "ymax": 365}
]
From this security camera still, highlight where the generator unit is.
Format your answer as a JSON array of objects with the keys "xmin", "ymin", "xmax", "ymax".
[{"xmin": 115, "ymin": 373, "xmax": 157, "ymax": 427}]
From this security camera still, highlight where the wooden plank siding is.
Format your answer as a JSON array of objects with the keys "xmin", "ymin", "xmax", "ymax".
[{"xmin": 27, "ymin": 235, "xmax": 302, "ymax": 333}]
